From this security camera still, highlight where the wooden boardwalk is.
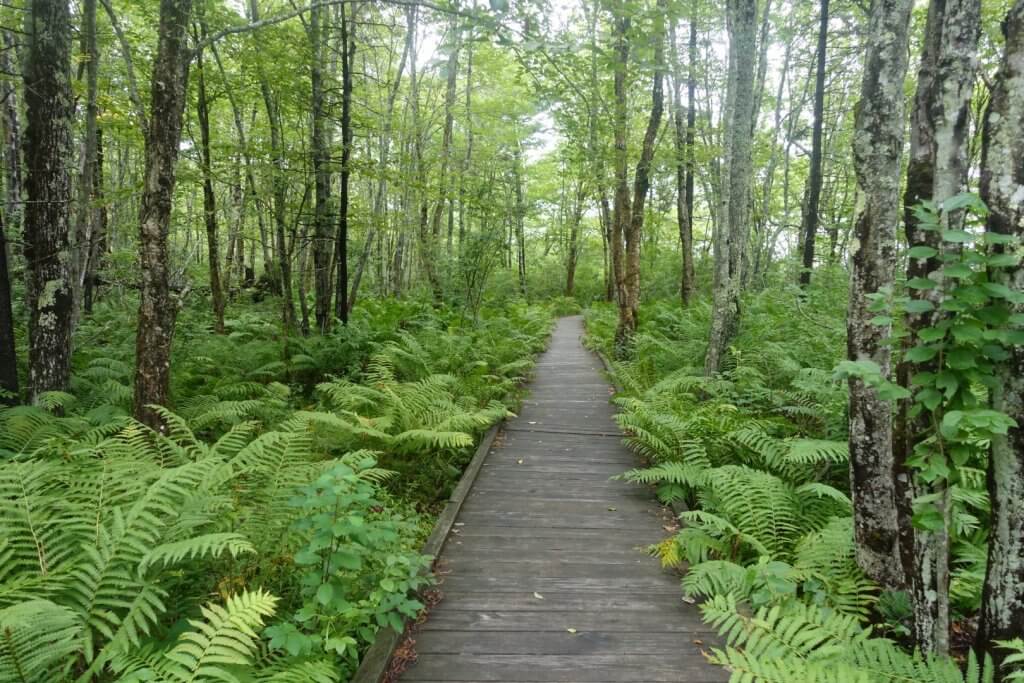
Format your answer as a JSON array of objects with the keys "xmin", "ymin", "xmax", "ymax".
[{"xmin": 399, "ymin": 316, "xmax": 727, "ymax": 683}]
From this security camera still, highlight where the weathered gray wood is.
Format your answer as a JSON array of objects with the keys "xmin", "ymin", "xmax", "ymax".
[{"xmin": 397, "ymin": 316, "xmax": 726, "ymax": 682}]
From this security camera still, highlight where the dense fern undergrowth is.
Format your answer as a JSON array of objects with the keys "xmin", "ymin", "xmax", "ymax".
[
  {"xmin": 585, "ymin": 279, "xmax": 1024, "ymax": 683},
  {"xmin": 0, "ymin": 295, "xmax": 552, "ymax": 682}
]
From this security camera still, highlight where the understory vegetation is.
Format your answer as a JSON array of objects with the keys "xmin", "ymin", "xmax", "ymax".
[
  {"xmin": 587, "ymin": 280, "xmax": 1024, "ymax": 682},
  {"xmin": 0, "ymin": 298, "xmax": 551, "ymax": 682}
]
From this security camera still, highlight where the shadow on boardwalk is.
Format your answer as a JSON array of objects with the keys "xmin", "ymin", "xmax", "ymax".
[{"xmin": 399, "ymin": 315, "xmax": 728, "ymax": 683}]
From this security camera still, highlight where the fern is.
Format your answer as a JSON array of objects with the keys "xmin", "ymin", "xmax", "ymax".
[{"xmin": 0, "ymin": 600, "xmax": 81, "ymax": 683}]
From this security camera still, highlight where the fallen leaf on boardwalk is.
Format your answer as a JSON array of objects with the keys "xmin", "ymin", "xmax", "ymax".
[
  {"xmin": 693, "ymin": 639, "xmax": 704, "ymax": 646},
  {"xmin": 566, "ymin": 628, "xmax": 577, "ymax": 634},
  {"xmin": 607, "ymin": 506, "xmax": 617, "ymax": 511},
  {"xmin": 454, "ymin": 522, "xmax": 464, "ymax": 526},
  {"xmin": 681, "ymin": 596, "xmax": 696, "ymax": 604},
  {"xmin": 663, "ymin": 525, "xmax": 675, "ymax": 532},
  {"xmin": 533, "ymin": 592, "xmax": 544, "ymax": 600},
  {"xmin": 517, "ymin": 459, "xmax": 523, "ymax": 464}
]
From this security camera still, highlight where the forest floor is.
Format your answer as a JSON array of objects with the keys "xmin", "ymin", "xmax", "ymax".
[{"xmin": 396, "ymin": 316, "xmax": 726, "ymax": 682}]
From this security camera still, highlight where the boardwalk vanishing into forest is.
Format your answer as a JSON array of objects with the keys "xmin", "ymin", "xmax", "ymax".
[{"xmin": 398, "ymin": 316, "xmax": 727, "ymax": 683}]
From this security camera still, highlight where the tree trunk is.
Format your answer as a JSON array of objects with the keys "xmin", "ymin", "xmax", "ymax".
[
  {"xmin": 896, "ymin": 0, "xmax": 979, "ymax": 655},
  {"xmin": 610, "ymin": 9, "xmax": 631, "ymax": 349},
  {"xmin": 512, "ymin": 143, "xmax": 528, "ymax": 296},
  {"xmin": 704, "ymin": 0, "xmax": 757, "ymax": 375},
  {"xmin": 72, "ymin": 0, "xmax": 100, "ymax": 322},
  {"xmin": 195, "ymin": 27, "xmax": 225, "ymax": 334},
  {"xmin": 0, "ymin": 207, "xmax": 16, "ymax": 403},
  {"xmin": 83, "ymin": 127, "xmax": 107, "ymax": 314},
  {"xmin": 133, "ymin": 0, "xmax": 193, "ymax": 430},
  {"xmin": 310, "ymin": 3, "xmax": 332, "ymax": 332},
  {"xmin": 1, "ymin": 30, "xmax": 22, "ymax": 242},
  {"xmin": 798, "ymin": 0, "xmax": 829, "ymax": 287},
  {"xmin": 431, "ymin": 21, "xmax": 460, "ymax": 247},
  {"xmin": 334, "ymin": 4, "xmax": 354, "ymax": 325},
  {"xmin": 565, "ymin": 181, "xmax": 584, "ymax": 297},
  {"xmin": 976, "ymin": 2, "xmax": 1024, "ymax": 674},
  {"xmin": 671, "ymin": 16, "xmax": 696, "ymax": 305},
  {"xmin": 846, "ymin": 0, "xmax": 913, "ymax": 590},
  {"xmin": 23, "ymin": 0, "xmax": 74, "ymax": 400}
]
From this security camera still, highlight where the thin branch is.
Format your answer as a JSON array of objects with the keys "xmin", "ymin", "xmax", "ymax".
[{"xmin": 98, "ymin": 0, "xmax": 147, "ymax": 131}]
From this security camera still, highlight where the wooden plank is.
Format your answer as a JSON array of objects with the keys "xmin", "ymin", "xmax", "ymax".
[
  {"xmin": 401, "ymin": 654, "xmax": 720, "ymax": 682},
  {"xmin": 430, "ymin": 591, "xmax": 694, "ymax": 613},
  {"xmin": 410, "ymin": 631, "xmax": 716, "ymax": 656},
  {"xmin": 418, "ymin": 610, "xmax": 704, "ymax": 633}
]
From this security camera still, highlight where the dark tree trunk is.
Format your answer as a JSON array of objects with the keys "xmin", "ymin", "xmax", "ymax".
[
  {"xmin": 72, "ymin": 0, "xmax": 100, "ymax": 320},
  {"xmin": 133, "ymin": 0, "xmax": 194, "ymax": 430},
  {"xmin": 310, "ymin": 3, "xmax": 332, "ymax": 332},
  {"xmin": 976, "ymin": 2, "xmax": 1024, "ymax": 674},
  {"xmin": 0, "ymin": 208, "xmax": 16, "ymax": 403},
  {"xmin": 334, "ymin": 4, "xmax": 354, "ymax": 325},
  {"xmin": 845, "ymin": 0, "xmax": 914, "ymax": 590},
  {"xmin": 798, "ymin": 0, "xmax": 829, "ymax": 287},
  {"xmin": 83, "ymin": 127, "xmax": 107, "ymax": 314},
  {"xmin": 195, "ymin": 28, "xmax": 225, "ymax": 334},
  {"xmin": 23, "ymin": 0, "xmax": 74, "ymax": 399}
]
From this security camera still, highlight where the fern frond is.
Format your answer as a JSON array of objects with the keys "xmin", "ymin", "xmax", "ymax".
[{"xmin": 0, "ymin": 600, "xmax": 81, "ymax": 683}]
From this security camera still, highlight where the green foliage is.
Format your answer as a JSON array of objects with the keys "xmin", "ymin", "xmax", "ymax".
[
  {"xmin": 702, "ymin": 594, "xmax": 998, "ymax": 683},
  {"xmin": 1, "ymin": 300, "xmax": 552, "ymax": 681}
]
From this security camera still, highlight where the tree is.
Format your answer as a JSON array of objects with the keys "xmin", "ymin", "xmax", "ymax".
[
  {"xmin": 671, "ymin": 15, "xmax": 697, "ymax": 305},
  {"xmin": 976, "ymin": 1, "xmax": 1024, "ymax": 673},
  {"xmin": 896, "ymin": 0, "xmax": 979, "ymax": 655},
  {"xmin": 194, "ymin": 20, "xmax": 227, "ymax": 335},
  {"xmin": 611, "ymin": 0, "xmax": 666, "ymax": 352},
  {"xmin": 704, "ymin": 0, "xmax": 757, "ymax": 374},
  {"xmin": 798, "ymin": 0, "xmax": 829, "ymax": 287},
  {"xmin": 334, "ymin": 3, "xmax": 355, "ymax": 325},
  {"xmin": 310, "ymin": 2, "xmax": 333, "ymax": 332},
  {"xmin": 23, "ymin": 0, "xmax": 74, "ymax": 399},
  {"xmin": 845, "ymin": 0, "xmax": 914, "ymax": 589},
  {"xmin": 133, "ymin": 0, "xmax": 194, "ymax": 430}
]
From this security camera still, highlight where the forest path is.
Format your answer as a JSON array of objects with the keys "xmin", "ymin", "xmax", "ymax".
[{"xmin": 398, "ymin": 315, "xmax": 727, "ymax": 683}]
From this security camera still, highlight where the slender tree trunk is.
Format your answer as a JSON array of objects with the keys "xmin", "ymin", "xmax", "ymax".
[
  {"xmin": 976, "ymin": 2, "xmax": 1024, "ymax": 674},
  {"xmin": 798, "ymin": 0, "xmax": 829, "ymax": 287},
  {"xmin": 431, "ymin": 22, "xmax": 461, "ymax": 248},
  {"xmin": 72, "ymin": 0, "xmax": 100, "ymax": 322},
  {"xmin": 23, "ymin": 0, "xmax": 74, "ymax": 399},
  {"xmin": 704, "ymin": 0, "xmax": 757, "ymax": 375},
  {"xmin": 512, "ymin": 143, "xmax": 527, "ymax": 296},
  {"xmin": 671, "ymin": 17, "xmax": 696, "ymax": 305},
  {"xmin": 310, "ymin": 3, "xmax": 332, "ymax": 332},
  {"xmin": 0, "ymin": 208, "xmax": 16, "ymax": 403},
  {"xmin": 565, "ymin": 181, "xmax": 584, "ymax": 297},
  {"xmin": 610, "ymin": 9, "xmax": 631, "ymax": 349},
  {"xmin": 622, "ymin": 1, "xmax": 666, "ymax": 344},
  {"xmin": 133, "ymin": 0, "xmax": 194, "ymax": 430},
  {"xmin": 1, "ymin": 31, "xmax": 22, "ymax": 242},
  {"xmin": 195, "ymin": 29, "xmax": 225, "ymax": 334},
  {"xmin": 846, "ymin": 0, "xmax": 913, "ymax": 590},
  {"xmin": 83, "ymin": 128, "xmax": 107, "ymax": 313},
  {"xmin": 334, "ymin": 4, "xmax": 354, "ymax": 325}
]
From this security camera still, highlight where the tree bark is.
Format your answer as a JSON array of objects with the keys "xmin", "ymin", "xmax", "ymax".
[
  {"xmin": 896, "ymin": 0, "xmax": 980, "ymax": 655},
  {"xmin": 83, "ymin": 127, "xmax": 107, "ymax": 314},
  {"xmin": 334, "ymin": 3, "xmax": 354, "ymax": 325},
  {"xmin": 0, "ymin": 206, "xmax": 16, "ymax": 403},
  {"xmin": 72, "ymin": 0, "xmax": 100, "ymax": 321},
  {"xmin": 1, "ymin": 31, "xmax": 23, "ymax": 243},
  {"xmin": 976, "ymin": 2, "xmax": 1024, "ymax": 674},
  {"xmin": 195, "ymin": 26, "xmax": 226, "ymax": 334},
  {"xmin": 704, "ymin": 0, "xmax": 757, "ymax": 375},
  {"xmin": 310, "ymin": 2, "xmax": 332, "ymax": 332},
  {"xmin": 23, "ymin": 0, "xmax": 74, "ymax": 400},
  {"xmin": 671, "ymin": 16, "xmax": 696, "ymax": 305},
  {"xmin": 133, "ymin": 0, "xmax": 194, "ymax": 430},
  {"xmin": 845, "ymin": 0, "xmax": 913, "ymax": 590},
  {"xmin": 798, "ymin": 0, "xmax": 829, "ymax": 287}
]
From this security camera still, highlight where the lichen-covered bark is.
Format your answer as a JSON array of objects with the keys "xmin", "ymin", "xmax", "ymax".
[
  {"xmin": 195, "ymin": 34, "xmax": 226, "ymax": 335},
  {"xmin": 0, "ymin": 209, "xmax": 16, "ymax": 403},
  {"xmin": 133, "ymin": 0, "xmax": 193, "ymax": 430},
  {"xmin": 897, "ymin": 0, "xmax": 980, "ymax": 655},
  {"xmin": 976, "ymin": 2, "xmax": 1024, "ymax": 674},
  {"xmin": 23, "ymin": 0, "xmax": 74, "ymax": 400},
  {"xmin": 71, "ymin": 0, "xmax": 100, "ymax": 324},
  {"xmin": 671, "ymin": 16, "xmax": 696, "ymax": 305},
  {"xmin": 310, "ymin": 3, "xmax": 333, "ymax": 332},
  {"xmin": 705, "ymin": 0, "xmax": 757, "ymax": 375},
  {"xmin": 845, "ymin": 0, "xmax": 913, "ymax": 590}
]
